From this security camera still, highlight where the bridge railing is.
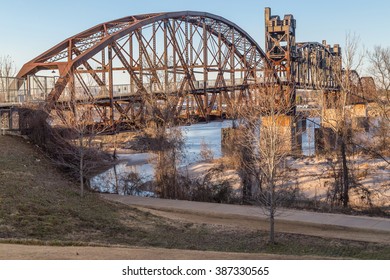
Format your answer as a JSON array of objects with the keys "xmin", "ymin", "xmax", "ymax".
[
  {"xmin": 0, "ymin": 77, "xmax": 27, "ymax": 106},
  {"xmin": 0, "ymin": 76, "xmax": 59, "ymax": 106},
  {"xmin": 1, "ymin": 75, "xmax": 264, "ymax": 105}
]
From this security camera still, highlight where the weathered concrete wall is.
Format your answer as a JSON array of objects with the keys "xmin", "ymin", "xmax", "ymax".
[
  {"xmin": 349, "ymin": 104, "xmax": 367, "ymax": 118},
  {"xmin": 261, "ymin": 115, "xmax": 295, "ymax": 153},
  {"xmin": 322, "ymin": 108, "xmax": 339, "ymax": 129}
]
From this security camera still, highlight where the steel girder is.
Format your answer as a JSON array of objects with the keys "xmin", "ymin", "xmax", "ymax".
[
  {"xmin": 294, "ymin": 42, "xmax": 342, "ymax": 91},
  {"xmin": 341, "ymin": 69, "xmax": 368, "ymax": 103},
  {"xmin": 16, "ymin": 11, "xmax": 279, "ymax": 126},
  {"xmin": 264, "ymin": 7, "xmax": 296, "ymax": 83},
  {"xmin": 294, "ymin": 42, "xmax": 372, "ymax": 104}
]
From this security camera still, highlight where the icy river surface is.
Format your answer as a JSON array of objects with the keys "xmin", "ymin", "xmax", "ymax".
[{"xmin": 90, "ymin": 118, "xmax": 318, "ymax": 194}]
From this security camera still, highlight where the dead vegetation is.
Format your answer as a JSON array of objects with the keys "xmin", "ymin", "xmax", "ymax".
[{"xmin": 18, "ymin": 107, "xmax": 114, "ymax": 196}]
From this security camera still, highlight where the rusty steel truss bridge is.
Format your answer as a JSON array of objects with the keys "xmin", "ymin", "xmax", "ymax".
[{"xmin": 0, "ymin": 8, "xmax": 373, "ymax": 131}]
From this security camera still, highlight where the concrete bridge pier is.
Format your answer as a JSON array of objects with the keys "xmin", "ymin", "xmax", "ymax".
[
  {"xmin": 316, "ymin": 103, "xmax": 369, "ymax": 154},
  {"xmin": 221, "ymin": 115, "xmax": 300, "ymax": 155},
  {"xmin": 350, "ymin": 104, "xmax": 369, "ymax": 132},
  {"xmin": 321, "ymin": 104, "xmax": 368, "ymax": 130},
  {"xmin": 314, "ymin": 127, "xmax": 337, "ymax": 154},
  {"xmin": 260, "ymin": 115, "xmax": 299, "ymax": 154}
]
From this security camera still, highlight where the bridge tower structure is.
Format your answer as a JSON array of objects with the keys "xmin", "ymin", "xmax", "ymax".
[
  {"xmin": 264, "ymin": 7, "xmax": 297, "ymax": 113},
  {"xmin": 264, "ymin": 7, "xmax": 297, "ymax": 82}
]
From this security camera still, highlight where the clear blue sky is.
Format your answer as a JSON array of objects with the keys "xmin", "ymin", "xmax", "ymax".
[{"xmin": 1, "ymin": 0, "xmax": 389, "ymax": 72}]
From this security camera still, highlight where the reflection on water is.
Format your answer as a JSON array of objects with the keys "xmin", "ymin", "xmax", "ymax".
[
  {"xmin": 90, "ymin": 121, "xmax": 233, "ymax": 193},
  {"xmin": 301, "ymin": 117, "xmax": 320, "ymax": 156},
  {"xmin": 90, "ymin": 118, "xmax": 318, "ymax": 193},
  {"xmin": 182, "ymin": 120, "xmax": 233, "ymax": 165},
  {"xmin": 90, "ymin": 154, "xmax": 154, "ymax": 195}
]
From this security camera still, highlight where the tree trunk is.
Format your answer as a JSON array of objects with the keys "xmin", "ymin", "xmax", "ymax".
[
  {"xmin": 80, "ymin": 153, "xmax": 84, "ymax": 197},
  {"xmin": 341, "ymin": 139, "xmax": 349, "ymax": 208},
  {"xmin": 269, "ymin": 216, "xmax": 275, "ymax": 244},
  {"xmin": 242, "ymin": 173, "xmax": 252, "ymax": 203},
  {"xmin": 269, "ymin": 182, "xmax": 275, "ymax": 244},
  {"xmin": 79, "ymin": 136, "xmax": 84, "ymax": 198},
  {"xmin": 113, "ymin": 164, "xmax": 119, "ymax": 194}
]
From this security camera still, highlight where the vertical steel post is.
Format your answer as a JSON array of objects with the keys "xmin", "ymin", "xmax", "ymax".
[
  {"xmin": 218, "ymin": 22, "xmax": 223, "ymax": 115},
  {"xmin": 203, "ymin": 19, "xmax": 208, "ymax": 115},
  {"xmin": 172, "ymin": 20, "xmax": 177, "ymax": 87},
  {"xmin": 129, "ymin": 34, "xmax": 134, "ymax": 94},
  {"xmin": 138, "ymin": 29, "xmax": 143, "ymax": 88},
  {"xmin": 153, "ymin": 22, "xmax": 157, "ymax": 92},
  {"xmin": 164, "ymin": 20, "xmax": 169, "ymax": 92},
  {"xmin": 108, "ymin": 45, "xmax": 114, "ymax": 125},
  {"xmin": 230, "ymin": 28, "xmax": 235, "ymax": 104},
  {"xmin": 102, "ymin": 49, "xmax": 106, "ymax": 85},
  {"xmin": 188, "ymin": 22, "xmax": 194, "ymax": 118}
]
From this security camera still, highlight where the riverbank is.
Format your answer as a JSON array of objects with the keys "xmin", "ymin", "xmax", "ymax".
[
  {"xmin": 91, "ymin": 148, "xmax": 390, "ymax": 212},
  {"xmin": 1, "ymin": 134, "xmax": 390, "ymax": 259},
  {"xmin": 89, "ymin": 118, "xmax": 390, "ymax": 212}
]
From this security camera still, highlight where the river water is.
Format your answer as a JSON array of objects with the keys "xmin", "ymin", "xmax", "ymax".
[{"xmin": 90, "ymin": 118, "xmax": 319, "ymax": 194}]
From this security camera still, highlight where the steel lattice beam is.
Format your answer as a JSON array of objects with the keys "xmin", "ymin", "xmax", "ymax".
[{"xmin": 16, "ymin": 11, "xmax": 278, "ymax": 126}]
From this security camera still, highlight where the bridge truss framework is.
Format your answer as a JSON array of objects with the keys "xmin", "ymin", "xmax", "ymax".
[
  {"xmin": 0, "ymin": 9, "xmax": 372, "ymax": 130},
  {"xmin": 15, "ymin": 11, "xmax": 281, "ymax": 128}
]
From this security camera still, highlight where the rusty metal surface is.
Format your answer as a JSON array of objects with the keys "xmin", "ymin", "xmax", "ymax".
[
  {"xmin": 264, "ymin": 7, "xmax": 371, "ymax": 109},
  {"xmin": 16, "ymin": 11, "xmax": 279, "ymax": 126},
  {"xmin": 265, "ymin": 7, "xmax": 342, "ymax": 91}
]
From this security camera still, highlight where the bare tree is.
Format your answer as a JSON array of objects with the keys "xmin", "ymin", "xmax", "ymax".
[
  {"xmin": 320, "ymin": 32, "xmax": 365, "ymax": 208},
  {"xmin": 25, "ymin": 69, "xmax": 114, "ymax": 197},
  {"xmin": 0, "ymin": 55, "xmax": 16, "ymax": 78},
  {"xmin": 148, "ymin": 124, "xmax": 185, "ymax": 198},
  {"xmin": 233, "ymin": 83, "xmax": 298, "ymax": 243},
  {"xmin": 139, "ymin": 54, "xmax": 188, "ymax": 199},
  {"xmin": 199, "ymin": 138, "xmax": 214, "ymax": 162},
  {"xmin": 18, "ymin": 100, "xmax": 113, "ymax": 198},
  {"xmin": 53, "ymin": 103, "xmax": 112, "ymax": 197},
  {"xmin": 0, "ymin": 55, "xmax": 16, "ymax": 103},
  {"xmin": 367, "ymin": 46, "xmax": 390, "ymax": 155}
]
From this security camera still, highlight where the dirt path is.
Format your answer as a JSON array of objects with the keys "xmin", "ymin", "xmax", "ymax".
[
  {"xmin": 140, "ymin": 207, "xmax": 390, "ymax": 244},
  {"xmin": 1, "ymin": 198, "xmax": 388, "ymax": 260},
  {"xmin": 102, "ymin": 195, "xmax": 390, "ymax": 232},
  {"xmin": 0, "ymin": 244, "xmax": 327, "ymax": 260},
  {"xmin": 1, "ymin": 206, "xmax": 387, "ymax": 260},
  {"xmin": 2, "ymin": 204, "xmax": 387, "ymax": 260},
  {"xmin": 102, "ymin": 194, "xmax": 390, "ymax": 244}
]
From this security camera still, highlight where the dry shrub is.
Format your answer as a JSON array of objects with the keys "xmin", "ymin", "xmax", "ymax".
[
  {"xmin": 18, "ymin": 107, "xmax": 113, "ymax": 183},
  {"xmin": 187, "ymin": 166, "xmax": 238, "ymax": 204},
  {"xmin": 199, "ymin": 138, "xmax": 214, "ymax": 161}
]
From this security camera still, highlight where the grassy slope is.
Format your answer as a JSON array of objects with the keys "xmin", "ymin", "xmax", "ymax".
[
  {"xmin": 0, "ymin": 135, "xmax": 389, "ymax": 259},
  {"xmin": 0, "ymin": 135, "xmax": 132, "ymax": 243}
]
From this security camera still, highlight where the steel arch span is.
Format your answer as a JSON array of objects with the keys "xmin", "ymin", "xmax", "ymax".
[{"xmin": 17, "ymin": 11, "xmax": 280, "ymax": 126}]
